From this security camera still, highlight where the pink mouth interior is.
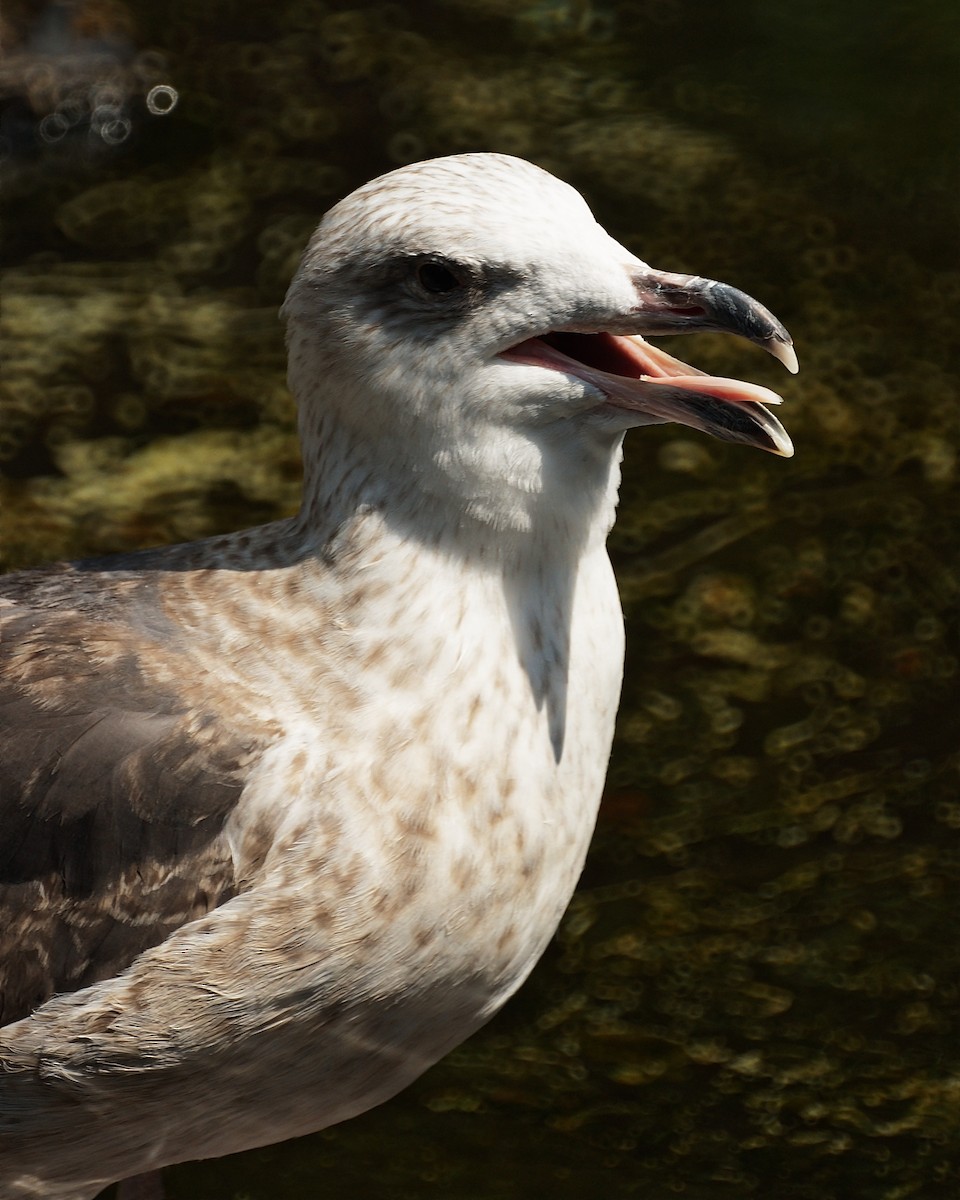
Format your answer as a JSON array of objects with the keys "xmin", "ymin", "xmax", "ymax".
[
  {"xmin": 502, "ymin": 331, "xmax": 784, "ymax": 408},
  {"xmin": 540, "ymin": 331, "xmax": 705, "ymax": 378}
]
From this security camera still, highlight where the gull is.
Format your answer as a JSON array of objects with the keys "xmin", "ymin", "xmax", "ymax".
[{"xmin": 0, "ymin": 153, "xmax": 797, "ymax": 1199}]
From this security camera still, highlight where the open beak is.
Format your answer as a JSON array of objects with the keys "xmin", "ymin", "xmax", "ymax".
[{"xmin": 502, "ymin": 267, "xmax": 798, "ymax": 457}]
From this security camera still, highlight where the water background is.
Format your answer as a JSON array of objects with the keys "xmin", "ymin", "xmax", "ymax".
[{"xmin": 2, "ymin": 2, "xmax": 958, "ymax": 1196}]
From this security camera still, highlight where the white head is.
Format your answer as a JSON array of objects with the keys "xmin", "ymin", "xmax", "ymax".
[{"xmin": 282, "ymin": 153, "xmax": 796, "ymax": 546}]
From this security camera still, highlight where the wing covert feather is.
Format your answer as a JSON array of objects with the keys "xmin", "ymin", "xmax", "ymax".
[{"xmin": 0, "ymin": 564, "xmax": 272, "ymax": 1024}]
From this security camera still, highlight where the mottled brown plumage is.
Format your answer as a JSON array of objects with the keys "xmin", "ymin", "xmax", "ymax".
[{"xmin": 1, "ymin": 154, "xmax": 796, "ymax": 1199}]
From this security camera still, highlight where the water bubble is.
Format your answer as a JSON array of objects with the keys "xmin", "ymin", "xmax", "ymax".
[
  {"xmin": 39, "ymin": 113, "xmax": 70, "ymax": 143},
  {"xmin": 98, "ymin": 117, "xmax": 133, "ymax": 145},
  {"xmin": 146, "ymin": 85, "xmax": 179, "ymax": 116}
]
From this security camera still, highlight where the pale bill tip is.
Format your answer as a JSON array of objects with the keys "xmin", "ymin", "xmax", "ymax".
[
  {"xmin": 775, "ymin": 439, "xmax": 795, "ymax": 458},
  {"xmin": 771, "ymin": 340, "xmax": 800, "ymax": 375},
  {"xmin": 770, "ymin": 424, "xmax": 795, "ymax": 457}
]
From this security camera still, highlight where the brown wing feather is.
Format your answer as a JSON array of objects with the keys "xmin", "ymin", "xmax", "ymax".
[{"xmin": 0, "ymin": 563, "xmax": 270, "ymax": 1025}]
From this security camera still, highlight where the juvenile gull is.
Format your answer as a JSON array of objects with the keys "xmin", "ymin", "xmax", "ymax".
[{"xmin": 0, "ymin": 153, "xmax": 797, "ymax": 1198}]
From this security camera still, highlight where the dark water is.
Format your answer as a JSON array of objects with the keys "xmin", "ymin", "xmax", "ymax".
[{"xmin": 2, "ymin": 2, "xmax": 959, "ymax": 1197}]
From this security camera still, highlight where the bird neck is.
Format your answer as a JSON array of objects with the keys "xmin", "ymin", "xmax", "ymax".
[{"xmin": 293, "ymin": 405, "xmax": 625, "ymax": 570}]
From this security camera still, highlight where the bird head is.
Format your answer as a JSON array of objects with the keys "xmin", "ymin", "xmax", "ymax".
[{"xmin": 283, "ymin": 154, "xmax": 796, "ymax": 536}]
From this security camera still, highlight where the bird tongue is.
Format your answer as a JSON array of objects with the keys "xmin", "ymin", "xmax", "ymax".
[
  {"xmin": 598, "ymin": 331, "xmax": 784, "ymax": 401},
  {"xmin": 506, "ymin": 331, "xmax": 794, "ymax": 457}
]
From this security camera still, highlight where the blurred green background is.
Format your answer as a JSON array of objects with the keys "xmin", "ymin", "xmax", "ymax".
[{"xmin": 1, "ymin": 1, "xmax": 958, "ymax": 1197}]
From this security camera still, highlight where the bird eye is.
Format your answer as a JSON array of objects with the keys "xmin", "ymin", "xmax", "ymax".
[{"xmin": 416, "ymin": 261, "xmax": 463, "ymax": 294}]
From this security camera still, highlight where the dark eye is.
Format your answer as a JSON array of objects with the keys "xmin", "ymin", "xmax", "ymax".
[{"xmin": 416, "ymin": 261, "xmax": 463, "ymax": 294}]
